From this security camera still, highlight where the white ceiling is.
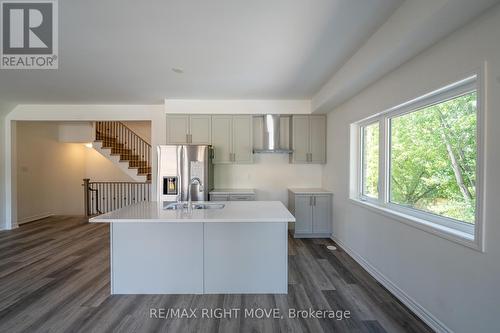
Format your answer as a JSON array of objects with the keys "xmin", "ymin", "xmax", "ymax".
[
  {"xmin": 313, "ymin": 0, "xmax": 500, "ymax": 113},
  {"xmin": 0, "ymin": 0, "xmax": 403, "ymax": 105}
]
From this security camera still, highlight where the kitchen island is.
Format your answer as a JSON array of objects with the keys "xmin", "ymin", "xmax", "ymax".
[{"xmin": 89, "ymin": 201, "xmax": 295, "ymax": 295}]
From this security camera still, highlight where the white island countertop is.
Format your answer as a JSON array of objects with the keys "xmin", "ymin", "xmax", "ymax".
[
  {"xmin": 288, "ymin": 188, "xmax": 333, "ymax": 195},
  {"xmin": 89, "ymin": 201, "xmax": 295, "ymax": 223}
]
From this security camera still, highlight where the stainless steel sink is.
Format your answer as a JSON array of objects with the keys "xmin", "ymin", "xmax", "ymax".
[
  {"xmin": 164, "ymin": 202, "xmax": 225, "ymax": 210},
  {"xmin": 164, "ymin": 203, "xmax": 187, "ymax": 210}
]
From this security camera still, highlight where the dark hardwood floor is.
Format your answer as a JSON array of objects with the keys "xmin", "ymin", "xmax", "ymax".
[{"xmin": 0, "ymin": 216, "xmax": 432, "ymax": 333}]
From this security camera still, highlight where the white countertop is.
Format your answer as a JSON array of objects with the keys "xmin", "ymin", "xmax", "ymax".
[
  {"xmin": 209, "ymin": 188, "xmax": 256, "ymax": 195},
  {"xmin": 89, "ymin": 201, "xmax": 295, "ymax": 223},
  {"xmin": 288, "ymin": 188, "xmax": 333, "ymax": 195}
]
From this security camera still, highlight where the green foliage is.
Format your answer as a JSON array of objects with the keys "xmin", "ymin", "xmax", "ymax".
[{"xmin": 389, "ymin": 92, "xmax": 477, "ymax": 223}]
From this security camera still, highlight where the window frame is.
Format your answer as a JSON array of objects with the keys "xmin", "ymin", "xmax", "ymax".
[
  {"xmin": 359, "ymin": 120, "xmax": 381, "ymax": 203},
  {"xmin": 351, "ymin": 73, "xmax": 485, "ymax": 251}
]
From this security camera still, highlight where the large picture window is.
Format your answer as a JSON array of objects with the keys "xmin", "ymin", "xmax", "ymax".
[
  {"xmin": 389, "ymin": 92, "xmax": 477, "ymax": 223},
  {"xmin": 353, "ymin": 75, "xmax": 483, "ymax": 249}
]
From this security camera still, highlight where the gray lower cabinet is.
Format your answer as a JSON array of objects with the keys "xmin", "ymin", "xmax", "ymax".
[
  {"xmin": 229, "ymin": 194, "xmax": 255, "ymax": 201},
  {"xmin": 210, "ymin": 194, "xmax": 230, "ymax": 201},
  {"xmin": 288, "ymin": 190, "xmax": 332, "ymax": 238},
  {"xmin": 210, "ymin": 192, "xmax": 256, "ymax": 201}
]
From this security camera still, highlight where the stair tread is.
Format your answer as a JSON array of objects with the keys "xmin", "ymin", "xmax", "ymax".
[{"xmin": 95, "ymin": 122, "xmax": 152, "ymax": 183}]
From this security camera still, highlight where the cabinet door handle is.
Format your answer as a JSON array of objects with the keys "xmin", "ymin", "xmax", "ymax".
[
  {"xmin": 309, "ymin": 196, "xmax": 313, "ymax": 206},
  {"xmin": 313, "ymin": 196, "xmax": 316, "ymax": 206}
]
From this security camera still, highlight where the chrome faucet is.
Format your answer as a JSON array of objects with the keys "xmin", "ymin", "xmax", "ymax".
[{"xmin": 187, "ymin": 177, "xmax": 204, "ymax": 209}]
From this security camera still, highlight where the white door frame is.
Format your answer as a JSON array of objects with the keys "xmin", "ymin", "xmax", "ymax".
[{"xmin": 3, "ymin": 104, "xmax": 165, "ymax": 230}]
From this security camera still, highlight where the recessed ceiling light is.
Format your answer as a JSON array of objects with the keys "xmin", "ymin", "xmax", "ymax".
[{"xmin": 171, "ymin": 67, "xmax": 184, "ymax": 74}]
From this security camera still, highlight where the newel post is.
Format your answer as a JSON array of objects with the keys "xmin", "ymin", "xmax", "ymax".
[{"xmin": 83, "ymin": 178, "xmax": 90, "ymax": 217}]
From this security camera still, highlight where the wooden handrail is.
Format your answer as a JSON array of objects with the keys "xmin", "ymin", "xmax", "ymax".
[
  {"xmin": 94, "ymin": 121, "xmax": 151, "ymax": 177},
  {"xmin": 118, "ymin": 122, "xmax": 152, "ymax": 147}
]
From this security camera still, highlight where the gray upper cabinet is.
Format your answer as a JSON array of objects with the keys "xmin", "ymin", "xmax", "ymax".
[
  {"xmin": 291, "ymin": 115, "xmax": 309, "ymax": 163},
  {"xmin": 232, "ymin": 115, "xmax": 253, "ymax": 163},
  {"xmin": 309, "ymin": 116, "xmax": 326, "ymax": 163},
  {"xmin": 211, "ymin": 115, "xmax": 233, "ymax": 164},
  {"xmin": 211, "ymin": 115, "xmax": 253, "ymax": 164},
  {"xmin": 166, "ymin": 115, "xmax": 211, "ymax": 144},
  {"xmin": 290, "ymin": 115, "xmax": 326, "ymax": 164},
  {"xmin": 190, "ymin": 115, "xmax": 212, "ymax": 144},
  {"xmin": 166, "ymin": 115, "xmax": 190, "ymax": 144}
]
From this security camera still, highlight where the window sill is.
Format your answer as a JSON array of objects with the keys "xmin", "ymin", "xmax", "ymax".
[{"xmin": 349, "ymin": 198, "xmax": 483, "ymax": 252}]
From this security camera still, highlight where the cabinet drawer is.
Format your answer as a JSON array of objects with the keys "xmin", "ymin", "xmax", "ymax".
[
  {"xmin": 229, "ymin": 194, "xmax": 255, "ymax": 201},
  {"xmin": 210, "ymin": 195, "xmax": 229, "ymax": 201}
]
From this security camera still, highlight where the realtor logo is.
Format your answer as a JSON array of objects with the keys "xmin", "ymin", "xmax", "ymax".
[{"xmin": 1, "ymin": 0, "xmax": 58, "ymax": 69}]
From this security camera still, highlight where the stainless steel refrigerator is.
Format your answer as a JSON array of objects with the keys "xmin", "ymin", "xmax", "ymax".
[{"xmin": 157, "ymin": 145, "xmax": 214, "ymax": 202}]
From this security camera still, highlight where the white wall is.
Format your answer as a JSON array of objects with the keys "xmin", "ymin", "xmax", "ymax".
[
  {"xmin": 4, "ymin": 102, "xmax": 318, "ymax": 227},
  {"xmin": 16, "ymin": 122, "xmax": 86, "ymax": 221},
  {"xmin": 214, "ymin": 115, "xmax": 322, "ymax": 204},
  {"xmin": 58, "ymin": 122, "xmax": 93, "ymax": 143},
  {"xmin": 0, "ymin": 112, "xmax": 6, "ymax": 228},
  {"xmin": 214, "ymin": 154, "xmax": 322, "ymax": 204},
  {"xmin": 0, "ymin": 103, "xmax": 14, "ymax": 230},
  {"xmin": 323, "ymin": 5, "xmax": 500, "ymax": 333},
  {"xmin": 165, "ymin": 99, "xmax": 310, "ymax": 114},
  {"xmin": 84, "ymin": 147, "xmax": 135, "ymax": 182},
  {"xmin": 16, "ymin": 122, "xmax": 135, "ymax": 222},
  {"xmin": 3, "ymin": 105, "xmax": 165, "ymax": 229}
]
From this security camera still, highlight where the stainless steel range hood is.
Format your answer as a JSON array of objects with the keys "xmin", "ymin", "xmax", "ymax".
[{"xmin": 253, "ymin": 114, "xmax": 293, "ymax": 154}]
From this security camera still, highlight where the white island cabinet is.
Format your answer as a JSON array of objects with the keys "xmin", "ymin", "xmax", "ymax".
[{"xmin": 89, "ymin": 201, "xmax": 295, "ymax": 294}]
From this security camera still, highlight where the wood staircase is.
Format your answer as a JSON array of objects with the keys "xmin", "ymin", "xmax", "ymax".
[{"xmin": 94, "ymin": 121, "xmax": 152, "ymax": 182}]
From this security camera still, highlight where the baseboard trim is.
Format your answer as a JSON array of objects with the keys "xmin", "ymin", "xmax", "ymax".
[
  {"xmin": 18, "ymin": 212, "xmax": 54, "ymax": 225},
  {"xmin": 331, "ymin": 236, "xmax": 452, "ymax": 333}
]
